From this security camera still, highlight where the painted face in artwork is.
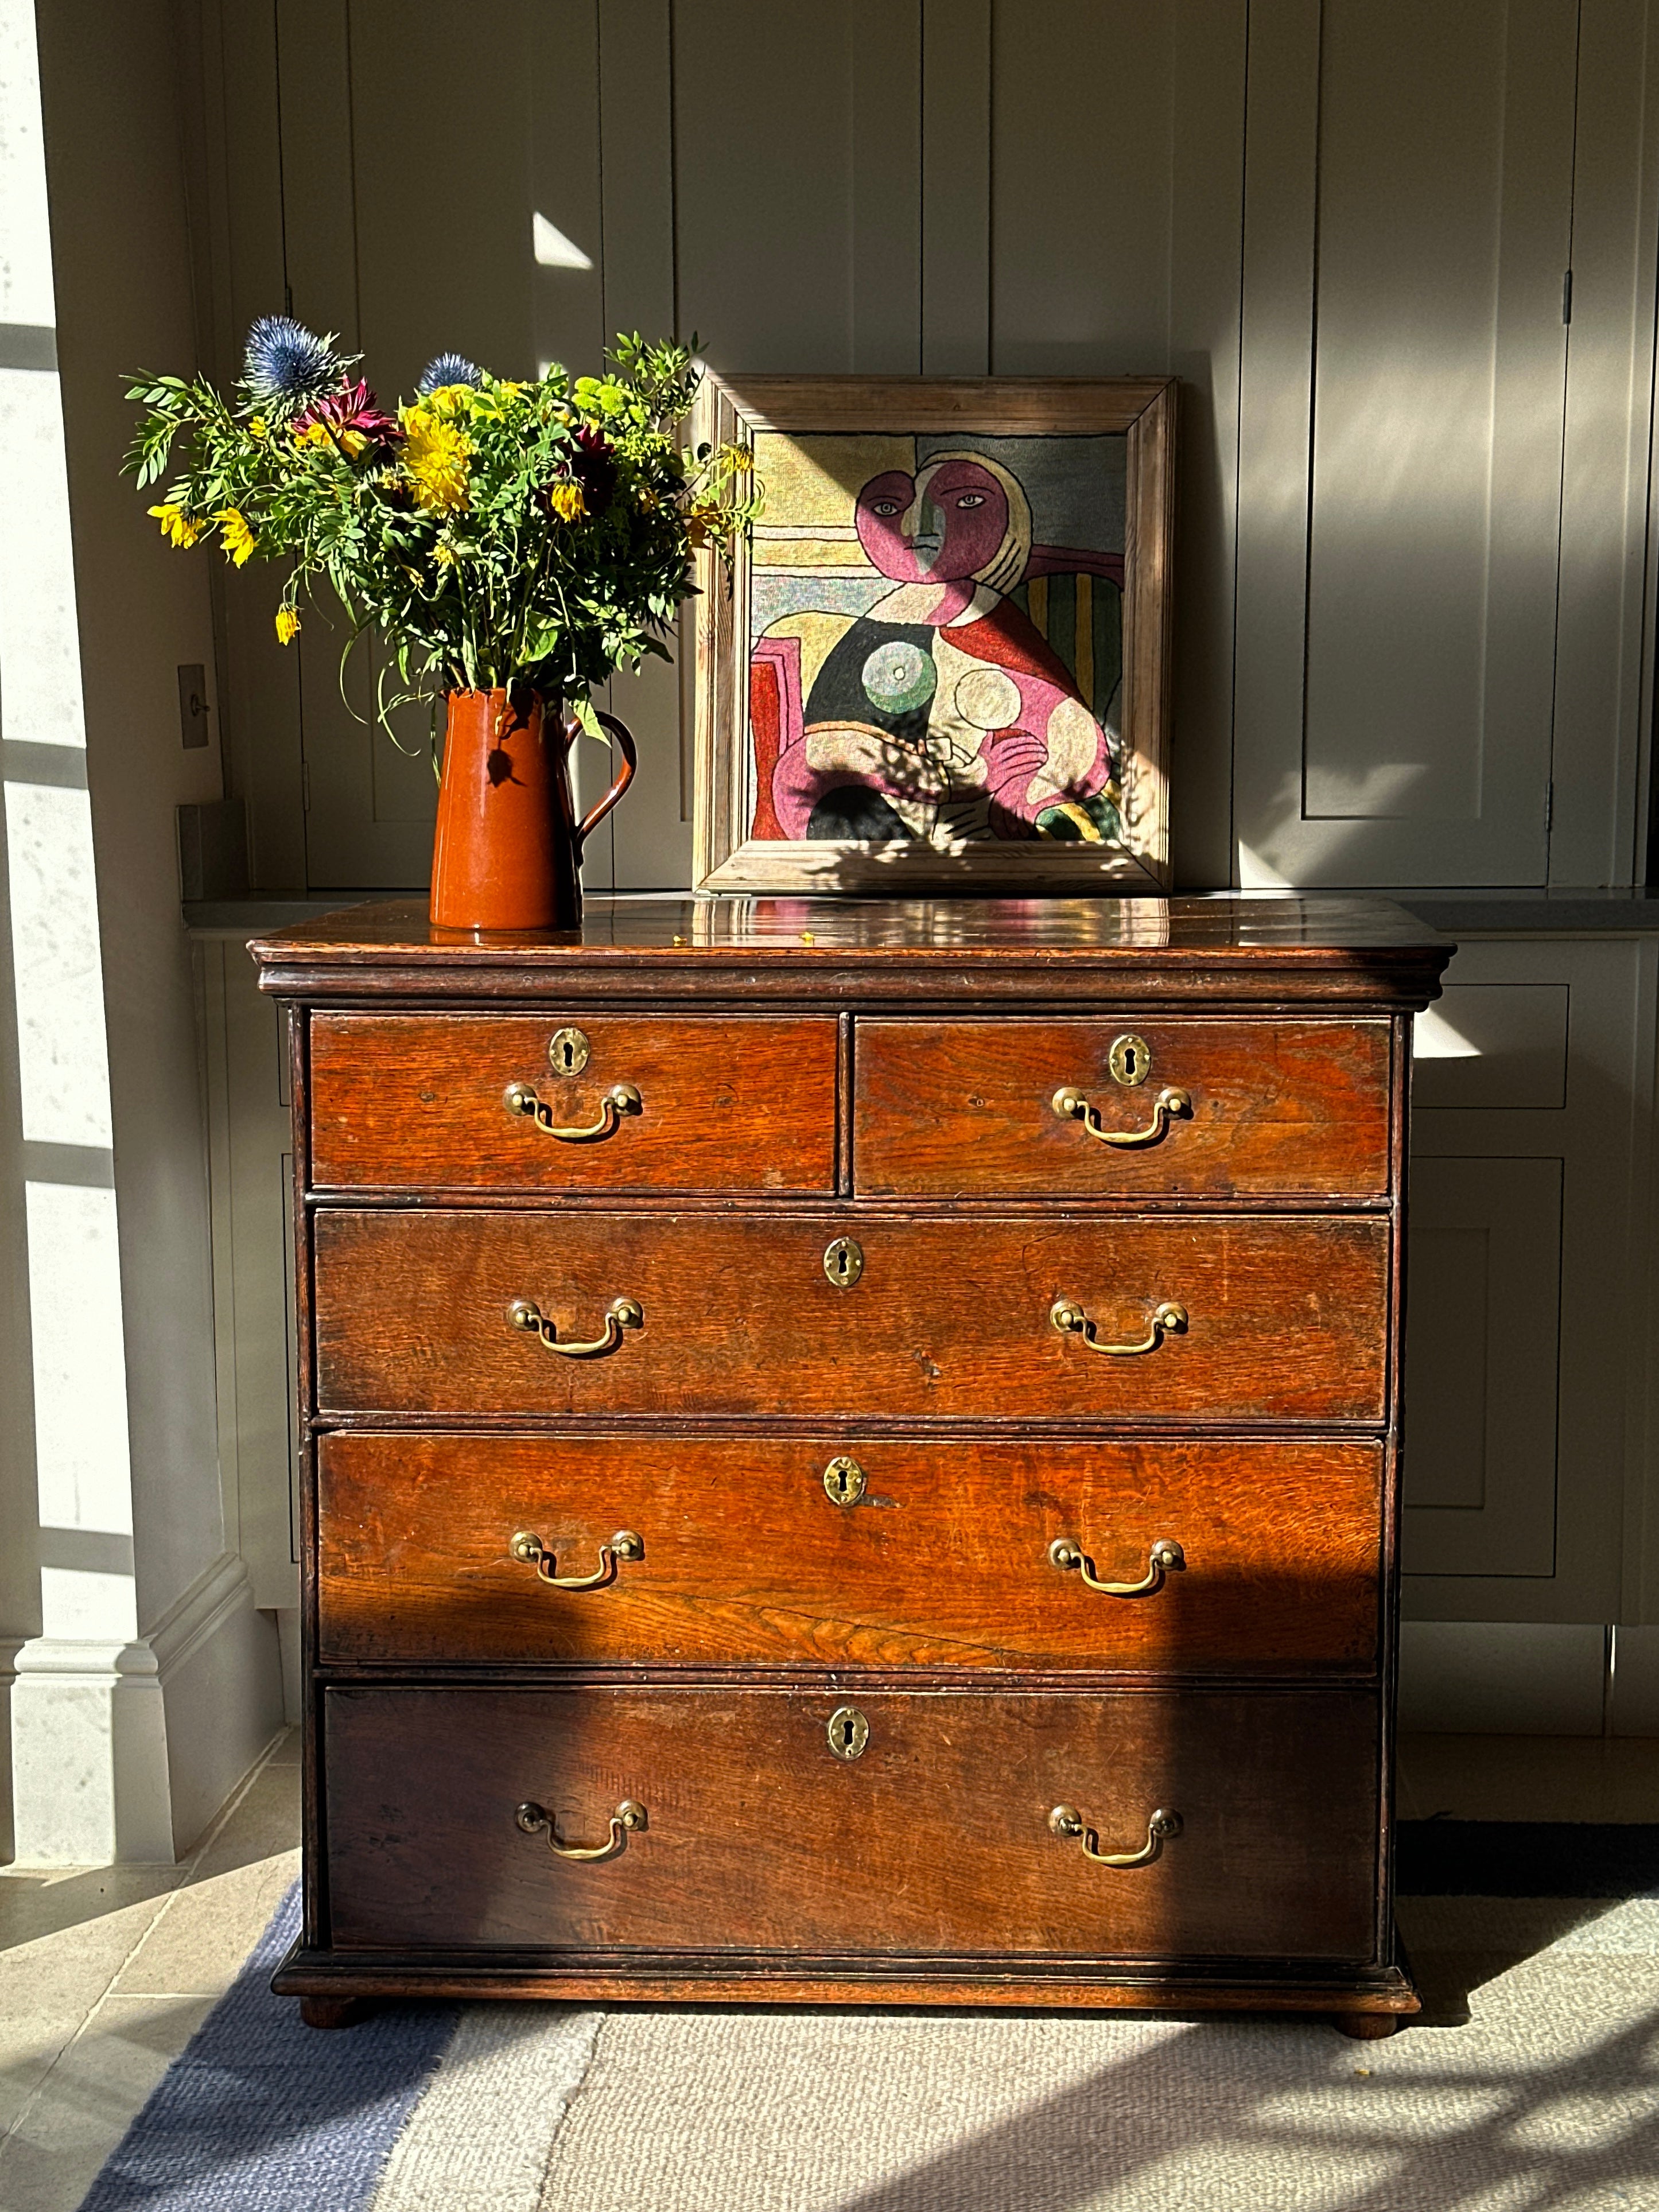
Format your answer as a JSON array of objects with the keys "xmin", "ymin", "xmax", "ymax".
[{"xmin": 854, "ymin": 458, "xmax": 1011, "ymax": 584}]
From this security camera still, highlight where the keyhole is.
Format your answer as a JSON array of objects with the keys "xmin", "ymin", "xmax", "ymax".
[
  {"xmin": 826, "ymin": 1704, "xmax": 868, "ymax": 1759},
  {"xmin": 1108, "ymin": 1032, "xmax": 1152, "ymax": 1088},
  {"xmin": 547, "ymin": 1026, "xmax": 590, "ymax": 1076},
  {"xmin": 822, "ymin": 1455, "xmax": 867, "ymax": 1506},
  {"xmin": 823, "ymin": 1237, "xmax": 864, "ymax": 1289}
]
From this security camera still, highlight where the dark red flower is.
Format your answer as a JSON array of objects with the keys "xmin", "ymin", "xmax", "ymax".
[
  {"xmin": 570, "ymin": 422, "xmax": 617, "ymax": 514},
  {"xmin": 292, "ymin": 378, "xmax": 401, "ymax": 454}
]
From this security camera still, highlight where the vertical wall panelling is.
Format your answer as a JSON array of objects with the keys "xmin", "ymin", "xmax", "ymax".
[
  {"xmin": 989, "ymin": 1, "xmax": 1247, "ymax": 887},
  {"xmin": 1236, "ymin": 0, "xmax": 1579, "ymax": 888},
  {"xmin": 274, "ymin": 0, "xmax": 391, "ymax": 891},
  {"xmin": 598, "ymin": 0, "xmax": 683, "ymax": 885},
  {"xmin": 1404, "ymin": 938, "xmax": 1658, "ymax": 1623},
  {"xmin": 848, "ymin": 1, "xmax": 922, "ymax": 376},
  {"xmin": 199, "ymin": 0, "xmax": 306, "ymax": 889},
  {"xmin": 672, "ymin": 2, "xmax": 924, "ymax": 374},
  {"xmin": 1168, "ymin": 2, "xmax": 1248, "ymax": 889},
  {"xmin": 529, "ymin": 0, "xmax": 613, "ymax": 884},
  {"xmin": 920, "ymin": 0, "xmax": 990, "ymax": 376},
  {"xmin": 1549, "ymin": 0, "xmax": 1659, "ymax": 885},
  {"xmin": 1233, "ymin": 0, "xmax": 1320, "ymax": 894}
]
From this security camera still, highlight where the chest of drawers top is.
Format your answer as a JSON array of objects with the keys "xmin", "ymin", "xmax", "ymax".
[{"xmin": 252, "ymin": 892, "xmax": 1449, "ymax": 1012}]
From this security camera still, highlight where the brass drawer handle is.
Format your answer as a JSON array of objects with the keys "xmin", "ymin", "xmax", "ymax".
[
  {"xmin": 508, "ymin": 1295, "xmax": 643, "ymax": 1357},
  {"xmin": 1051, "ymin": 1084, "xmax": 1191, "ymax": 1148},
  {"xmin": 504, "ymin": 1079, "xmax": 642, "ymax": 1141},
  {"xmin": 510, "ymin": 1529, "xmax": 643, "ymax": 1588},
  {"xmin": 1050, "ymin": 1297, "xmax": 1187, "ymax": 1356},
  {"xmin": 515, "ymin": 1798, "xmax": 645, "ymax": 1861},
  {"xmin": 1050, "ymin": 1537, "xmax": 1184, "ymax": 1596},
  {"xmin": 1049, "ymin": 1804, "xmax": 1182, "ymax": 1868}
]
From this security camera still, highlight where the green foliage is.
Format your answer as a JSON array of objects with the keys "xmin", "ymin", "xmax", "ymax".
[{"xmin": 122, "ymin": 329, "xmax": 759, "ymax": 732}]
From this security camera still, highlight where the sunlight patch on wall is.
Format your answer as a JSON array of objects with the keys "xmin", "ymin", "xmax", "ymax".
[
  {"xmin": 1413, "ymin": 1005, "xmax": 1482, "ymax": 1059},
  {"xmin": 533, "ymin": 212, "xmax": 593, "ymax": 270}
]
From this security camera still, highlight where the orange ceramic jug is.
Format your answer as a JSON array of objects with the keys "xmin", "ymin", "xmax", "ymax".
[{"xmin": 428, "ymin": 686, "xmax": 636, "ymax": 931}]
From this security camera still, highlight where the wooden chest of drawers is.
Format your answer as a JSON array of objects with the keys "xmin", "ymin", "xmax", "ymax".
[{"xmin": 251, "ymin": 895, "xmax": 1450, "ymax": 2033}]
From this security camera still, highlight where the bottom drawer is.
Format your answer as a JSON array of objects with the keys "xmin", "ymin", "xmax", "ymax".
[{"xmin": 324, "ymin": 1686, "xmax": 1381, "ymax": 1963}]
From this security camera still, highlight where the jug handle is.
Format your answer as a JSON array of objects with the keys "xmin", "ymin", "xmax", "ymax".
[{"xmin": 570, "ymin": 709, "xmax": 638, "ymax": 857}]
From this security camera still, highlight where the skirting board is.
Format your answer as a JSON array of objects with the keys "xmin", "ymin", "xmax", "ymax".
[{"xmin": 9, "ymin": 1552, "xmax": 285, "ymax": 1864}]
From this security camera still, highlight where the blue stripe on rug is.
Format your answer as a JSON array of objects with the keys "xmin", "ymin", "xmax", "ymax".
[{"xmin": 80, "ymin": 1885, "xmax": 457, "ymax": 2212}]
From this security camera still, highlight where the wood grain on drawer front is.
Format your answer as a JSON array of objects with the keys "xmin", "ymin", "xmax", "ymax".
[
  {"xmin": 307, "ymin": 1014, "xmax": 838, "ymax": 1192},
  {"xmin": 317, "ymin": 1433, "xmax": 1383, "ymax": 1671},
  {"xmin": 312, "ymin": 1210, "xmax": 1388, "ymax": 1421},
  {"xmin": 324, "ymin": 1686, "xmax": 1380, "ymax": 1961},
  {"xmin": 856, "ymin": 1019, "xmax": 1392, "ymax": 1197}
]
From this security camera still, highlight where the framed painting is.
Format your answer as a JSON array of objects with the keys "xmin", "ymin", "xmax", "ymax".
[{"xmin": 690, "ymin": 375, "xmax": 1175, "ymax": 895}]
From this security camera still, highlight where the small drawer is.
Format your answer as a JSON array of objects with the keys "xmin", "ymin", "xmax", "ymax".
[
  {"xmin": 317, "ymin": 1433, "xmax": 1383, "ymax": 1673},
  {"xmin": 323, "ymin": 1684, "xmax": 1381, "ymax": 1961},
  {"xmin": 307, "ymin": 1014, "xmax": 838, "ymax": 1193},
  {"xmin": 312, "ymin": 1210, "xmax": 1389, "ymax": 1422},
  {"xmin": 855, "ymin": 1018, "xmax": 1392, "ymax": 1198}
]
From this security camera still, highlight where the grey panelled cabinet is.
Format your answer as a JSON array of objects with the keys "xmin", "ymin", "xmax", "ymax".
[
  {"xmin": 196, "ymin": 936, "xmax": 298, "ymax": 1610},
  {"xmin": 1234, "ymin": 0, "xmax": 1658, "ymax": 891},
  {"xmin": 1404, "ymin": 938, "xmax": 1659, "ymax": 1625}
]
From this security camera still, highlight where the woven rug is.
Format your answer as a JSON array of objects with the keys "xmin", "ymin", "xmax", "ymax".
[{"xmin": 80, "ymin": 1826, "xmax": 1659, "ymax": 2211}]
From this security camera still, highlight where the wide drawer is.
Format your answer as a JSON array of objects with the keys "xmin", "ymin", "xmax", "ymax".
[
  {"xmin": 316, "ymin": 1432, "xmax": 1383, "ymax": 1671},
  {"xmin": 307, "ymin": 1014, "xmax": 839, "ymax": 1193},
  {"xmin": 312, "ymin": 1211, "xmax": 1389, "ymax": 1421},
  {"xmin": 324, "ymin": 1686, "xmax": 1381, "ymax": 1960},
  {"xmin": 856, "ymin": 1018, "xmax": 1392, "ymax": 1198}
]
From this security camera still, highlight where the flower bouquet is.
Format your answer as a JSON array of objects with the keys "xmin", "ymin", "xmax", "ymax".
[{"xmin": 124, "ymin": 317, "xmax": 756, "ymax": 926}]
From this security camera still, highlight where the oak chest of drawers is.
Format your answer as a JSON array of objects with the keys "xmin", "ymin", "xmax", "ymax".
[{"xmin": 251, "ymin": 895, "xmax": 1451, "ymax": 2033}]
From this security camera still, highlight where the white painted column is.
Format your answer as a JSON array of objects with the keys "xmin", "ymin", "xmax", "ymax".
[{"xmin": 0, "ymin": 0, "xmax": 176, "ymax": 1863}]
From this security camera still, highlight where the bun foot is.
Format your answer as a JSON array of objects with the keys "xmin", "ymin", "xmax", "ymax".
[
  {"xmin": 299, "ymin": 1995, "xmax": 371, "ymax": 2030},
  {"xmin": 1334, "ymin": 2012, "xmax": 1401, "ymax": 2040}
]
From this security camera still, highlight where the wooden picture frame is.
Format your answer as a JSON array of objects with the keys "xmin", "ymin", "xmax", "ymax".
[{"xmin": 690, "ymin": 375, "xmax": 1175, "ymax": 895}]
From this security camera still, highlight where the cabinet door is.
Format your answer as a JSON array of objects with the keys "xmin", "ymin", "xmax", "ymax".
[
  {"xmin": 1236, "ymin": 0, "xmax": 1577, "ymax": 886},
  {"xmin": 1404, "ymin": 939, "xmax": 1658, "ymax": 1620}
]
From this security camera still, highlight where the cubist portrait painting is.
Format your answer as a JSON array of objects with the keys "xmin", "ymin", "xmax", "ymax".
[{"xmin": 747, "ymin": 431, "xmax": 1128, "ymax": 851}]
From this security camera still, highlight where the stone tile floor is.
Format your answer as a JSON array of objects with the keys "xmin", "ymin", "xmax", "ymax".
[
  {"xmin": 0, "ymin": 1729, "xmax": 1654, "ymax": 2212},
  {"xmin": 0, "ymin": 1727, "xmax": 298, "ymax": 2212}
]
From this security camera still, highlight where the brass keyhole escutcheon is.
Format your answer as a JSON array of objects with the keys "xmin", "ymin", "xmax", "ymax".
[
  {"xmin": 548, "ymin": 1026, "xmax": 590, "ymax": 1076},
  {"xmin": 827, "ymin": 1705, "xmax": 869, "ymax": 1760},
  {"xmin": 823, "ymin": 1455, "xmax": 867, "ymax": 1507},
  {"xmin": 823, "ymin": 1236, "xmax": 864, "ymax": 1289},
  {"xmin": 1109, "ymin": 1032, "xmax": 1152, "ymax": 1087}
]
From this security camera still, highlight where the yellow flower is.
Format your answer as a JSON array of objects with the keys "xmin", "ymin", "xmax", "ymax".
[
  {"xmin": 149, "ymin": 502, "xmax": 203, "ymax": 549},
  {"xmin": 294, "ymin": 420, "xmax": 368, "ymax": 458},
  {"xmin": 275, "ymin": 606, "xmax": 301, "ymax": 645},
  {"xmin": 548, "ymin": 481, "xmax": 586, "ymax": 523},
  {"xmin": 248, "ymin": 416, "xmax": 269, "ymax": 439},
  {"xmin": 716, "ymin": 442, "xmax": 753, "ymax": 473},
  {"xmin": 432, "ymin": 541, "xmax": 459, "ymax": 568},
  {"xmin": 214, "ymin": 507, "xmax": 257, "ymax": 566},
  {"xmin": 399, "ymin": 403, "xmax": 471, "ymax": 513}
]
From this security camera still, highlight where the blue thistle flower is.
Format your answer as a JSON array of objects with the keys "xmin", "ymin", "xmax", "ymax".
[
  {"xmin": 241, "ymin": 317, "xmax": 344, "ymax": 414},
  {"xmin": 416, "ymin": 353, "xmax": 485, "ymax": 396}
]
